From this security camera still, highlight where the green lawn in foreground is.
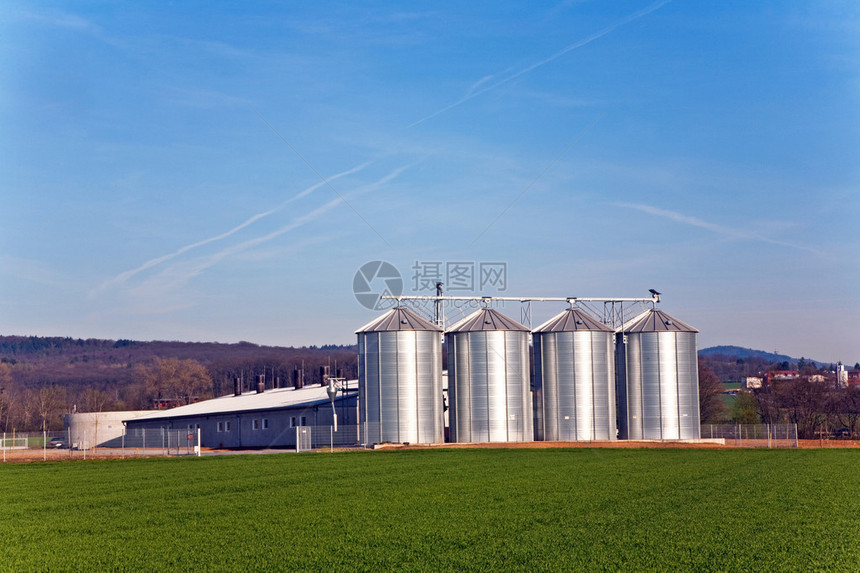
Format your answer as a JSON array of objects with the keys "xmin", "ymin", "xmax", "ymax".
[{"xmin": 1, "ymin": 449, "xmax": 858, "ymax": 571}]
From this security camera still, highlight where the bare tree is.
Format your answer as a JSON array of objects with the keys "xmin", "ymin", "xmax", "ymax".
[
  {"xmin": 774, "ymin": 379, "xmax": 828, "ymax": 439},
  {"xmin": 136, "ymin": 357, "xmax": 212, "ymax": 406},
  {"xmin": 831, "ymin": 386, "xmax": 860, "ymax": 437},
  {"xmin": 732, "ymin": 391, "xmax": 761, "ymax": 424},
  {"xmin": 698, "ymin": 359, "xmax": 728, "ymax": 423},
  {"xmin": 81, "ymin": 388, "xmax": 110, "ymax": 413},
  {"xmin": 33, "ymin": 386, "xmax": 67, "ymax": 432}
]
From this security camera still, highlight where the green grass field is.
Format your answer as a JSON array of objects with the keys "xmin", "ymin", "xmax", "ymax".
[{"xmin": 1, "ymin": 448, "xmax": 859, "ymax": 571}]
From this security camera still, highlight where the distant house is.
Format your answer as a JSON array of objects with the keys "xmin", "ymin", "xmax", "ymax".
[
  {"xmin": 743, "ymin": 376, "xmax": 763, "ymax": 390},
  {"xmin": 151, "ymin": 398, "xmax": 187, "ymax": 410},
  {"xmin": 766, "ymin": 370, "xmax": 799, "ymax": 384}
]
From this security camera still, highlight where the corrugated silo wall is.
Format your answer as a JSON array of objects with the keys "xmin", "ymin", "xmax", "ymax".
[
  {"xmin": 358, "ymin": 330, "xmax": 443, "ymax": 445},
  {"xmin": 535, "ymin": 331, "xmax": 616, "ymax": 441},
  {"xmin": 446, "ymin": 330, "xmax": 533, "ymax": 443},
  {"xmin": 616, "ymin": 331, "xmax": 700, "ymax": 440}
]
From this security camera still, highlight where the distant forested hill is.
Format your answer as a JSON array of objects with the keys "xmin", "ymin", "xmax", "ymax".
[
  {"xmin": 698, "ymin": 345, "xmax": 831, "ymax": 383},
  {"xmin": 698, "ymin": 346, "xmax": 800, "ymax": 365},
  {"xmin": 0, "ymin": 335, "xmax": 358, "ymax": 430},
  {"xmin": 0, "ymin": 335, "xmax": 357, "ymax": 388}
]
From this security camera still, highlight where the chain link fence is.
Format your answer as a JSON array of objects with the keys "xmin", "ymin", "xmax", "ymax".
[
  {"xmin": 701, "ymin": 424, "xmax": 799, "ymax": 448},
  {"xmin": 1, "ymin": 429, "xmax": 201, "ymax": 461},
  {"xmin": 2, "ymin": 422, "xmax": 810, "ymax": 460}
]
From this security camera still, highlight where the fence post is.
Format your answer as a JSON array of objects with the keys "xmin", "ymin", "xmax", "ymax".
[
  {"xmin": 3, "ymin": 432, "xmax": 5, "ymax": 463},
  {"xmin": 794, "ymin": 423, "xmax": 799, "ymax": 448},
  {"xmin": 43, "ymin": 429, "xmax": 46, "ymax": 461},
  {"xmin": 122, "ymin": 429, "xmax": 125, "ymax": 459},
  {"xmin": 196, "ymin": 427, "xmax": 201, "ymax": 457}
]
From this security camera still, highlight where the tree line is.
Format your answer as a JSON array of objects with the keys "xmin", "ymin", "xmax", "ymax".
[
  {"xmin": 0, "ymin": 337, "xmax": 358, "ymax": 432},
  {"xmin": 698, "ymin": 357, "xmax": 860, "ymax": 439}
]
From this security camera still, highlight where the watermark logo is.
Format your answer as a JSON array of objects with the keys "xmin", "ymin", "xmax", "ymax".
[
  {"xmin": 353, "ymin": 260, "xmax": 403, "ymax": 310},
  {"xmin": 411, "ymin": 261, "xmax": 507, "ymax": 292},
  {"xmin": 354, "ymin": 260, "xmax": 508, "ymax": 310}
]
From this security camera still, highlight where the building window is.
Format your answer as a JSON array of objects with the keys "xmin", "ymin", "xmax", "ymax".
[
  {"xmin": 262, "ymin": 419, "xmax": 269, "ymax": 430},
  {"xmin": 290, "ymin": 416, "xmax": 297, "ymax": 428},
  {"xmin": 217, "ymin": 421, "xmax": 224, "ymax": 432},
  {"xmin": 300, "ymin": 416, "xmax": 307, "ymax": 426},
  {"xmin": 253, "ymin": 419, "xmax": 260, "ymax": 431},
  {"xmin": 225, "ymin": 421, "xmax": 231, "ymax": 431}
]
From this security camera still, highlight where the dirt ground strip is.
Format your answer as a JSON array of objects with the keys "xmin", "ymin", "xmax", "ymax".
[
  {"xmin": 0, "ymin": 448, "xmax": 206, "ymax": 463},
  {"xmin": 389, "ymin": 439, "xmax": 860, "ymax": 450},
  {"xmin": 3, "ymin": 439, "xmax": 860, "ymax": 463}
]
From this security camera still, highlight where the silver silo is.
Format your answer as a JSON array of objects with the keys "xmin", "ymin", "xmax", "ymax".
[
  {"xmin": 357, "ymin": 307, "xmax": 443, "ymax": 445},
  {"xmin": 616, "ymin": 309, "xmax": 700, "ymax": 440},
  {"xmin": 533, "ymin": 307, "xmax": 616, "ymax": 441},
  {"xmin": 446, "ymin": 307, "xmax": 533, "ymax": 443}
]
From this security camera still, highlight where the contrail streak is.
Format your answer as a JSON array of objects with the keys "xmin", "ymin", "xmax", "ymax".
[
  {"xmin": 617, "ymin": 202, "xmax": 823, "ymax": 255},
  {"xmin": 97, "ymin": 162, "xmax": 370, "ymax": 293},
  {"xmin": 256, "ymin": 111, "xmax": 392, "ymax": 247},
  {"xmin": 126, "ymin": 163, "xmax": 417, "ymax": 289},
  {"xmin": 407, "ymin": 0, "xmax": 671, "ymax": 128}
]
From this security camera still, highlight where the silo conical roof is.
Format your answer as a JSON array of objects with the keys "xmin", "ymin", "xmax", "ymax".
[
  {"xmin": 355, "ymin": 306, "xmax": 442, "ymax": 333},
  {"xmin": 533, "ymin": 308, "xmax": 614, "ymax": 333},
  {"xmin": 620, "ymin": 309, "xmax": 698, "ymax": 333},
  {"xmin": 445, "ymin": 307, "xmax": 530, "ymax": 333}
]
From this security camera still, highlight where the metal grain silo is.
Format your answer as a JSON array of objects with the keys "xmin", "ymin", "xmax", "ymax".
[
  {"xmin": 616, "ymin": 309, "xmax": 700, "ymax": 440},
  {"xmin": 357, "ymin": 307, "xmax": 443, "ymax": 445},
  {"xmin": 533, "ymin": 308, "xmax": 616, "ymax": 441},
  {"xmin": 446, "ymin": 307, "xmax": 533, "ymax": 443}
]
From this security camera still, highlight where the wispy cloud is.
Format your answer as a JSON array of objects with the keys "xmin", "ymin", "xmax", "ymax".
[
  {"xmin": 187, "ymin": 161, "xmax": 415, "ymax": 275},
  {"xmin": 255, "ymin": 112, "xmax": 391, "ymax": 247},
  {"xmin": 160, "ymin": 85, "xmax": 254, "ymax": 109},
  {"xmin": 97, "ymin": 162, "xmax": 371, "ymax": 293},
  {"xmin": 10, "ymin": 8, "xmax": 98, "ymax": 31},
  {"xmin": 465, "ymin": 74, "xmax": 498, "ymax": 98},
  {"xmin": 407, "ymin": 0, "xmax": 671, "ymax": 128},
  {"xmin": 472, "ymin": 113, "xmax": 603, "ymax": 245},
  {"xmin": 617, "ymin": 202, "xmax": 823, "ymax": 255},
  {"xmin": 109, "ymin": 162, "xmax": 416, "ymax": 299},
  {"xmin": 0, "ymin": 255, "xmax": 72, "ymax": 288}
]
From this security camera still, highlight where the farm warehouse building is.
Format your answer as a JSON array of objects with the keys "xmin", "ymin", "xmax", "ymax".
[{"xmin": 124, "ymin": 384, "xmax": 358, "ymax": 449}]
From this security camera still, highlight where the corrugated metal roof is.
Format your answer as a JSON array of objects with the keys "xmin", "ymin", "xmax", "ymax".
[
  {"xmin": 533, "ymin": 308, "xmax": 614, "ymax": 333},
  {"xmin": 446, "ymin": 307, "xmax": 530, "ymax": 332},
  {"xmin": 124, "ymin": 384, "xmax": 356, "ymax": 423},
  {"xmin": 620, "ymin": 309, "xmax": 698, "ymax": 333},
  {"xmin": 355, "ymin": 306, "xmax": 442, "ymax": 333}
]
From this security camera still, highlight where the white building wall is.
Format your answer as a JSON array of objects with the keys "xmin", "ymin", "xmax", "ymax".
[{"xmin": 64, "ymin": 411, "xmax": 153, "ymax": 450}]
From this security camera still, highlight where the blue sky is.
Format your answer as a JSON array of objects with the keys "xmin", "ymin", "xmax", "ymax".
[{"xmin": 2, "ymin": 1, "xmax": 858, "ymax": 363}]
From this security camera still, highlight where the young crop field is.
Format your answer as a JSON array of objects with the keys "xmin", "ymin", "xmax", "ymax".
[{"xmin": 1, "ymin": 448, "xmax": 859, "ymax": 571}]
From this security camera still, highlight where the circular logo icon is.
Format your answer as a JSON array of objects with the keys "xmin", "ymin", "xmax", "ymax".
[{"xmin": 353, "ymin": 261, "xmax": 403, "ymax": 310}]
